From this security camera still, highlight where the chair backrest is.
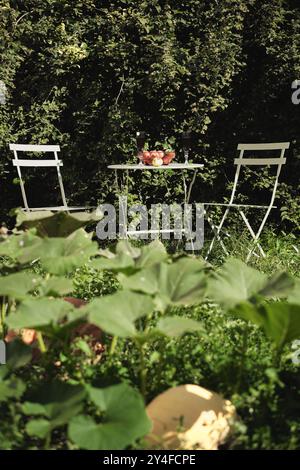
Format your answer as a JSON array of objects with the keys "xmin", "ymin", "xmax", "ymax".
[
  {"xmin": 229, "ymin": 142, "xmax": 290, "ymax": 208},
  {"xmin": 9, "ymin": 143, "xmax": 68, "ymax": 211}
]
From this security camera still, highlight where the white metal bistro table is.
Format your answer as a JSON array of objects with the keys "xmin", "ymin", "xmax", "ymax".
[
  {"xmin": 108, "ymin": 163, "xmax": 204, "ymax": 171},
  {"xmin": 107, "ymin": 162, "xmax": 204, "ymax": 241}
]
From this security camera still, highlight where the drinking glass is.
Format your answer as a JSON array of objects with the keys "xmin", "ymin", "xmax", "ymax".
[
  {"xmin": 182, "ymin": 131, "xmax": 192, "ymax": 165},
  {"xmin": 136, "ymin": 131, "xmax": 146, "ymax": 165}
]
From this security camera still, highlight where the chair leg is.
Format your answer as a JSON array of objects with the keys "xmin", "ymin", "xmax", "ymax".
[
  {"xmin": 239, "ymin": 210, "xmax": 266, "ymax": 261},
  {"xmin": 205, "ymin": 210, "xmax": 229, "ymax": 260},
  {"xmin": 246, "ymin": 230, "xmax": 267, "ymax": 263},
  {"xmin": 205, "ymin": 205, "xmax": 273, "ymax": 262},
  {"xmin": 239, "ymin": 208, "xmax": 271, "ymax": 263}
]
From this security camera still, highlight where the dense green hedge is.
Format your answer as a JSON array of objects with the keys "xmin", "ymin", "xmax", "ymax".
[{"xmin": 0, "ymin": 0, "xmax": 300, "ymax": 227}]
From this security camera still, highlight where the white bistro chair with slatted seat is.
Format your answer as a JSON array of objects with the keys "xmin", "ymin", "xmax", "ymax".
[
  {"xmin": 204, "ymin": 142, "xmax": 290, "ymax": 262},
  {"xmin": 10, "ymin": 143, "xmax": 88, "ymax": 212}
]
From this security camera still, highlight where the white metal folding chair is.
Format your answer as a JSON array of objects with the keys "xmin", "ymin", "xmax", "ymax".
[
  {"xmin": 10, "ymin": 144, "xmax": 88, "ymax": 212},
  {"xmin": 204, "ymin": 142, "xmax": 290, "ymax": 262}
]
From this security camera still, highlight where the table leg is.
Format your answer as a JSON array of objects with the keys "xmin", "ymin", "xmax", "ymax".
[{"xmin": 181, "ymin": 169, "xmax": 199, "ymax": 253}]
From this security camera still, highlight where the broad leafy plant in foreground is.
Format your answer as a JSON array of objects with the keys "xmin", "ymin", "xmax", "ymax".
[
  {"xmin": 207, "ymin": 259, "xmax": 300, "ymax": 351},
  {"xmin": 0, "ymin": 227, "xmax": 206, "ymax": 449},
  {"xmin": 0, "ymin": 224, "xmax": 300, "ymax": 449}
]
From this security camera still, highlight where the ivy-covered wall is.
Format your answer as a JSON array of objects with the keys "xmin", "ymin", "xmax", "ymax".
[{"xmin": 0, "ymin": 0, "xmax": 299, "ymax": 227}]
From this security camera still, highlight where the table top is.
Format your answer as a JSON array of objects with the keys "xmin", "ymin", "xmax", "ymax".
[{"xmin": 107, "ymin": 163, "xmax": 204, "ymax": 170}]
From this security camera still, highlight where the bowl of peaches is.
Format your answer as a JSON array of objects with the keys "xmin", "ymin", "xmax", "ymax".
[{"xmin": 140, "ymin": 150, "xmax": 176, "ymax": 167}]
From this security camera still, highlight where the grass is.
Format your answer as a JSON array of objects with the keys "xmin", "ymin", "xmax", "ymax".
[{"xmin": 203, "ymin": 226, "xmax": 300, "ymax": 274}]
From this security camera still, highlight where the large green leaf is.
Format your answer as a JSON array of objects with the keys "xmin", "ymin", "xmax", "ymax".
[
  {"xmin": 258, "ymin": 272, "xmax": 294, "ymax": 298},
  {"xmin": 0, "ymin": 377, "xmax": 26, "ymax": 403},
  {"xmin": 26, "ymin": 419, "xmax": 51, "ymax": 439},
  {"xmin": 86, "ymin": 291, "xmax": 155, "ymax": 337},
  {"xmin": 232, "ymin": 301, "xmax": 300, "ymax": 348},
  {"xmin": 207, "ymin": 258, "xmax": 294, "ymax": 310},
  {"xmin": 0, "ymin": 340, "xmax": 33, "ymax": 381},
  {"xmin": 40, "ymin": 230, "xmax": 98, "ymax": 275},
  {"xmin": 91, "ymin": 239, "xmax": 150, "ymax": 273},
  {"xmin": 15, "ymin": 209, "xmax": 103, "ymax": 238},
  {"xmin": 12, "ymin": 229, "xmax": 98, "ymax": 274},
  {"xmin": 91, "ymin": 251, "xmax": 135, "ymax": 272},
  {"xmin": 6, "ymin": 298, "xmax": 77, "ymax": 330},
  {"xmin": 38, "ymin": 277, "xmax": 73, "ymax": 297},
  {"xmin": 0, "ymin": 230, "xmax": 41, "ymax": 263},
  {"xmin": 287, "ymin": 280, "xmax": 300, "ymax": 305},
  {"xmin": 23, "ymin": 381, "xmax": 86, "ymax": 438},
  {"xmin": 158, "ymin": 258, "xmax": 207, "ymax": 306},
  {"xmin": 120, "ymin": 257, "xmax": 207, "ymax": 309},
  {"xmin": 0, "ymin": 272, "xmax": 41, "ymax": 299},
  {"xmin": 14, "ymin": 238, "xmax": 45, "ymax": 265},
  {"xmin": 41, "ymin": 230, "xmax": 98, "ymax": 275},
  {"xmin": 0, "ymin": 342, "xmax": 31, "ymax": 398},
  {"xmin": 135, "ymin": 240, "xmax": 168, "ymax": 268},
  {"xmin": 118, "ymin": 264, "xmax": 160, "ymax": 295},
  {"xmin": 230, "ymin": 302, "xmax": 265, "ymax": 327},
  {"xmin": 6, "ymin": 340, "xmax": 33, "ymax": 371},
  {"xmin": 207, "ymin": 259, "xmax": 267, "ymax": 309},
  {"xmin": 92, "ymin": 241, "xmax": 168, "ymax": 274},
  {"xmin": 259, "ymin": 302, "xmax": 300, "ymax": 348},
  {"xmin": 115, "ymin": 240, "xmax": 141, "ymax": 259},
  {"xmin": 156, "ymin": 316, "xmax": 205, "ymax": 337},
  {"xmin": 68, "ymin": 383, "xmax": 151, "ymax": 450}
]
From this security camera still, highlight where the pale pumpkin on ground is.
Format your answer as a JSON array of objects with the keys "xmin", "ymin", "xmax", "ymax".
[{"xmin": 146, "ymin": 384, "xmax": 236, "ymax": 450}]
